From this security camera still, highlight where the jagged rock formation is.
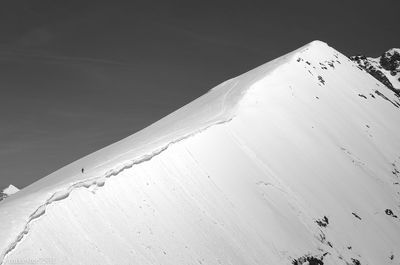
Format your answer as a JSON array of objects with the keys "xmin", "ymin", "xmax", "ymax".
[{"xmin": 351, "ymin": 48, "xmax": 400, "ymax": 94}]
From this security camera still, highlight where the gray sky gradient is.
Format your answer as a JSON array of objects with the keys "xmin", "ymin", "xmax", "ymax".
[{"xmin": 1, "ymin": 0, "xmax": 399, "ymax": 189}]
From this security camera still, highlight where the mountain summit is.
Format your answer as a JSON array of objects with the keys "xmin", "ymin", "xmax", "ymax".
[{"xmin": 0, "ymin": 41, "xmax": 399, "ymax": 265}]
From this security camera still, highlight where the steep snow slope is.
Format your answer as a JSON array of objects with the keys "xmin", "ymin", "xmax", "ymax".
[
  {"xmin": 352, "ymin": 48, "xmax": 400, "ymax": 94},
  {"xmin": 0, "ymin": 185, "xmax": 19, "ymax": 202},
  {"xmin": 1, "ymin": 41, "xmax": 400, "ymax": 265}
]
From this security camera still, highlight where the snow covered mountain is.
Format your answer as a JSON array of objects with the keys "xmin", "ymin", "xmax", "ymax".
[
  {"xmin": 0, "ymin": 41, "xmax": 399, "ymax": 265},
  {"xmin": 351, "ymin": 48, "xmax": 400, "ymax": 94},
  {"xmin": 0, "ymin": 185, "xmax": 19, "ymax": 202}
]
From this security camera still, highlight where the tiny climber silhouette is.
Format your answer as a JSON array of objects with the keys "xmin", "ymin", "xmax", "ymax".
[{"xmin": 81, "ymin": 168, "xmax": 84, "ymax": 174}]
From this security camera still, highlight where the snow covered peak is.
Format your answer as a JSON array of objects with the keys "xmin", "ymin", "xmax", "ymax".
[
  {"xmin": 351, "ymin": 48, "xmax": 400, "ymax": 93},
  {"xmin": 0, "ymin": 185, "xmax": 19, "ymax": 202},
  {"xmin": 0, "ymin": 41, "xmax": 399, "ymax": 265},
  {"xmin": 304, "ymin": 40, "xmax": 329, "ymax": 48},
  {"xmin": 3, "ymin": 185, "xmax": 19, "ymax": 195}
]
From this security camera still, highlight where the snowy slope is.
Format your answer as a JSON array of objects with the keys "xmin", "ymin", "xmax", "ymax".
[
  {"xmin": 1, "ymin": 41, "xmax": 400, "ymax": 265},
  {"xmin": 351, "ymin": 48, "xmax": 400, "ymax": 94},
  {"xmin": 0, "ymin": 185, "xmax": 19, "ymax": 202}
]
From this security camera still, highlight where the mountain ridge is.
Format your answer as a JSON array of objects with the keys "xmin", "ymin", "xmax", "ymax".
[
  {"xmin": 0, "ymin": 40, "xmax": 315, "ymax": 264},
  {"xmin": 1, "ymin": 40, "xmax": 399, "ymax": 265}
]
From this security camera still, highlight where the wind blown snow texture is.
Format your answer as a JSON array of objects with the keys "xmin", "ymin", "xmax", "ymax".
[{"xmin": 1, "ymin": 41, "xmax": 400, "ymax": 265}]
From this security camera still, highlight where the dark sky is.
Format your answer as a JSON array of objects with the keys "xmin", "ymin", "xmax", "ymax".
[{"xmin": 0, "ymin": 0, "xmax": 399, "ymax": 189}]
